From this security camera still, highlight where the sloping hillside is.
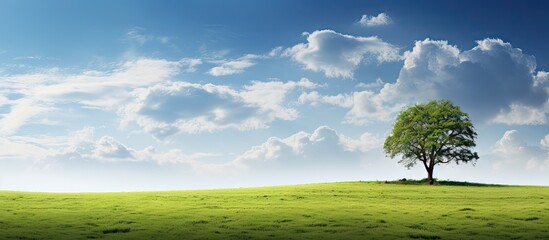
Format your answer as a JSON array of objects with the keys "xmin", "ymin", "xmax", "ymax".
[{"xmin": 1, "ymin": 182, "xmax": 548, "ymax": 239}]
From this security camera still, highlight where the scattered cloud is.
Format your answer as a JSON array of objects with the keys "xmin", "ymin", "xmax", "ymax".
[
  {"xmin": 0, "ymin": 127, "xmax": 214, "ymax": 167},
  {"xmin": 386, "ymin": 38, "xmax": 549, "ymax": 124},
  {"xmin": 179, "ymin": 58, "xmax": 203, "ymax": 73},
  {"xmin": 355, "ymin": 78, "xmax": 385, "ymax": 89},
  {"xmin": 231, "ymin": 126, "xmax": 382, "ymax": 171},
  {"xmin": 314, "ymin": 38, "xmax": 549, "ymax": 125},
  {"xmin": 0, "ymin": 99, "xmax": 52, "ymax": 136},
  {"xmin": 285, "ymin": 29, "xmax": 400, "ymax": 78},
  {"xmin": 0, "ymin": 125, "xmax": 381, "ymax": 178},
  {"xmin": 208, "ymin": 54, "xmax": 260, "ymax": 76},
  {"xmin": 342, "ymin": 91, "xmax": 404, "ymax": 124},
  {"xmin": 13, "ymin": 56, "xmax": 42, "ymax": 61},
  {"xmin": 541, "ymin": 134, "xmax": 549, "ymax": 148},
  {"xmin": 120, "ymin": 78, "xmax": 319, "ymax": 139},
  {"xmin": 50, "ymin": 127, "xmax": 154, "ymax": 162},
  {"xmin": 207, "ymin": 46, "xmax": 283, "ymax": 76},
  {"xmin": 125, "ymin": 28, "xmax": 172, "ymax": 46},
  {"xmin": 92, "ymin": 136, "xmax": 138, "ymax": 160},
  {"xmin": 358, "ymin": 13, "xmax": 392, "ymax": 27},
  {"xmin": 0, "ymin": 58, "xmax": 187, "ymax": 135},
  {"xmin": 298, "ymin": 89, "xmax": 404, "ymax": 124},
  {"xmin": 267, "ymin": 46, "xmax": 284, "ymax": 57},
  {"xmin": 0, "ymin": 135, "xmax": 55, "ymax": 160},
  {"xmin": 492, "ymin": 130, "xmax": 549, "ymax": 171},
  {"xmin": 535, "ymin": 71, "xmax": 549, "ymax": 87},
  {"xmin": 492, "ymin": 103, "xmax": 548, "ymax": 125},
  {"xmin": 299, "ymin": 91, "xmax": 352, "ymax": 107}
]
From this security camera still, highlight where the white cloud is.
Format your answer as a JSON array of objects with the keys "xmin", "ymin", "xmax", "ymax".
[
  {"xmin": 268, "ymin": 46, "xmax": 283, "ymax": 57},
  {"xmin": 493, "ymin": 130, "xmax": 528, "ymax": 155},
  {"xmin": 355, "ymin": 78, "xmax": 385, "ymax": 89},
  {"xmin": 126, "ymin": 29, "xmax": 152, "ymax": 45},
  {"xmin": 285, "ymin": 29, "xmax": 400, "ymax": 78},
  {"xmin": 120, "ymin": 78, "xmax": 319, "ymax": 139},
  {"xmin": 354, "ymin": 38, "xmax": 549, "ymax": 125},
  {"xmin": 344, "ymin": 91, "xmax": 404, "ymax": 124},
  {"xmin": 13, "ymin": 56, "xmax": 42, "ymax": 60},
  {"xmin": 57, "ymin": 127, "xmax": 96, "ymax": 158},
  {"xmin": 3, "ymin": 58, "xmax": 183, "ymax": 102},
  {"xmin": 0, "ymin": 127, "xmax": 207, "ymax": 166},
  {"xmin": 358, "ymin": 13, "xmax": 392, "ymax": 27},
  {"xmin": 492, "ymin": 130, "xmax": 549, "ymax": 171},
  {"xmin": 534, "ymin": 71, "xmax": 549, "ymax": 87},
  {"xmin": 179, "ymin": 58, "xmax": 203, "ymax": 73},
  {"xmin": 0, "ymin": 99, "xmax": 52, "ymax": 136},
  {"xmin": 299, "ymin": 91, "xmax": 353, "ymax": 108},
  {"xmin": 240, "ymin": 78, "xmax": 318, "ymax": 120},
  {"xmin": 492, "ymin": 103, "xmax": 548, "ymax": 125},
  {"xmin": 0, "ymin": 58, "xmax": 187, "ymax": 135},
  {"xmin": 0, "ymin": 127, "xmax": 95, "ymax": 162},
  {"xmin": 541, "ymin": 134, "xmax": 549, "ymax": 148},
  {"xmin": 207, "ymin": 47, "xmax": 284, "ymax": 76},
  {"xmin": 293, "ymin": 38, "xmax": 549, "ymax": 125},
  {"xmin": 11, "ymin": 125, "xmax": 382, "ymax": 177},
  {"xmin": 0, "ymin": 95, "xmax": 8, "ymax": 106},
  {"xmin": 1, "ymin": 124, "xmax": 383, "ymax": 176},
  {"xmin": 50, "ymin": 127, "xmax": 154, "ymax": 162},
  {"xmin": 299, "ymin": 89, "xmax": 404, "ymax": 124},
  {"xmin": 125, "ymin": 28, "xmax": 172, "ymax": 46},
  {"xmin": 231, "ymin": 126, "xmax": 381, "ymax": 171},
  {"xmin": 0, "ymin": 136, "xmax": 55, "ymax": 160},
  {"xmin": 208, "ymin": 54, "xmax": 259, "ymax": 76},
  {"xmin": 92, "ymin": 136, "xmax": 137, "ymax": 160}
]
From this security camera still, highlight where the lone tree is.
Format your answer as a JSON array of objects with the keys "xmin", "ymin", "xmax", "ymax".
[{"xmin": 384, "ymin": 100, "xmax": 479, "ymax": 185}]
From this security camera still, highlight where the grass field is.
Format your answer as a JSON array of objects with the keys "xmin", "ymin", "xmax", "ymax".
[{"xmin": 1, "ymin": 181, "xmax": 548, "ymax": 239}]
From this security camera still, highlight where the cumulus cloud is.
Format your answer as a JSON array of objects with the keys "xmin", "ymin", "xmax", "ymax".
[
  {"xmin": 304, "ymin": 38, "xmax": 549, "ymax": 125},
  {"xmin": 93, "ymin": 136, "xmax": 137, "ymax": 160},
  {"xmin": 120, "ymin": 78, "xmax": 319, "ymax": 139},
  {"xmin": 0, "ymin": 58, "xmax": 188, "ymax": 136},
  {"xmin": 4, "ymin": 125, "xmax": 381, "ymax": 178},
  {"xmin": 541, "ymin": 134, "xmax": 549, "ymax": 148},
  {"xmin": 492, "ymin": 103, "xmax": 548, "ymax": 125},
  {"xmin": 344, "ymin": 91, "xmax": 403, "ymax": 124},
  {"xmin": 231, "ymin": 126, "xmax": 381, "ymax": 171},
  {"xmin": 383, "ymin": 38, "xmax": 548, "ymax": 124},
  {"xmin": 358, "ymin": 13, "xmax": 392, "ymax": 27},
  {"xmin": 285, "ymin": 30, "xmax": 400, "ymax": 78},
  {"xmin": 535, "ymin": 71, "xmax": 549, "ymax": 87},
  {"xmin": 52, "ymin": 127, "xmax": 154, "ymax": 162},
  {"xmin": 492, "ymin": 130, "xmax": 549, "ymax": 171},
  {"xmin": 0, "ymin": 127, "xmax": 216, "ymax": 168},
  {"xmin": 299, "ymin": 90, "xmax": 404, "ymax": 124}
]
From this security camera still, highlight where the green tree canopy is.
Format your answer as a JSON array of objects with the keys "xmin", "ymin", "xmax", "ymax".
[{"xmin": 384, "ymin": 100, "xmax": 479, "ymax": 185}]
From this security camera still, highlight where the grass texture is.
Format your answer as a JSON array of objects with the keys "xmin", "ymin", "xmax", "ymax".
[{"xmin": 1, "ymin": 181, "xmax": 548, "ymax": 239}]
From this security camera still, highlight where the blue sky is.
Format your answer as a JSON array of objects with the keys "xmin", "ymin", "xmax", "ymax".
[{"xmin": 1, "ymin": 0, "xmax": 548, "ymax": 191}]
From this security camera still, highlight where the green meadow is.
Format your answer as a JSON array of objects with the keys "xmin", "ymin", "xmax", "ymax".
[{"xmin": 1, "ymin": 181, "xmax": 548, "ymax": 239}]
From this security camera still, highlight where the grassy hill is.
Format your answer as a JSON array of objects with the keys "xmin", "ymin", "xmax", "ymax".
[{"xmin": 1, "ymin": 181, "xmax": 548, "ymax": 239}]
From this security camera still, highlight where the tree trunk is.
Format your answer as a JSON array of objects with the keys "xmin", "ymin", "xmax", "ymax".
[{"xmin": 426, "ymin": 167, "xmax": 434, "ymax": 185}]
